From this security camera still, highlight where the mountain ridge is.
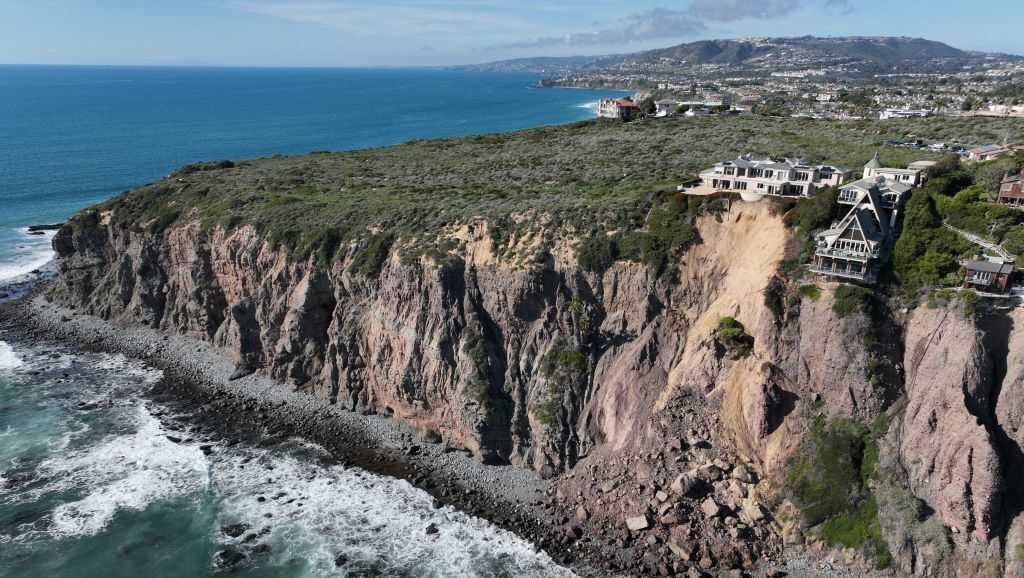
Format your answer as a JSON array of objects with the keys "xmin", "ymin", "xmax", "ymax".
[{"xmin": 461, "ymin": 35, "xmax": 1022, "ymax": 76}]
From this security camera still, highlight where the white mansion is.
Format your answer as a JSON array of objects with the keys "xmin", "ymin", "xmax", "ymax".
[{"xmin": 689, "ymin": 156, "xmax": 851, "ymax": 202}]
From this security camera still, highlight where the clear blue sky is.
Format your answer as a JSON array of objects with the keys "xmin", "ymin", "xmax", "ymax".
[{"xmin": 2, "ymin": 0, "xmax": 1021, "ymax": 67}]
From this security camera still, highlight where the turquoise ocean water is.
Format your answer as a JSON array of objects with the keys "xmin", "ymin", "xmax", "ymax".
[
  {"xmin": 0, "ymin": 65, "xmax": 616, "ymax": 283},
  {"xmin": 0, "ymin": 66, "xmax": 621, "ymax": 577}
]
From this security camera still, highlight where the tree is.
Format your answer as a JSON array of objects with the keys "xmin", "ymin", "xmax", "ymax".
[
  {"xmin": 975, "ymin": 157, "xmax": 1022, "ymax": 194},
  {"xmin": 638, "ymin": 97, "xmax": 656, "ymax": 117}
]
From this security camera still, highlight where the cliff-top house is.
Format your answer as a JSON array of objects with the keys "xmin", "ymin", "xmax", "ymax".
[
  {"xmin": 685, "ymin": 155, "xmax": 850, "ymax": 201},
  {"xmin": 968, "ymin": 144, "xmax": 1016, "ymax": 162},
  {"xmin": 809, "ymin": 158, "xmax": 915, "ymax": 283},
  {"xmin": 998, "ymin": 170, "xmax": 1024, "ymax": 208},
  {"xmin": 862, "ymin": 152, "xmax": 929, "ymax": 186},
  {"xmin": 598, "ymin": 98, "xmax": 640, "ymax": 121},
  {"xmin": 962, "ymin": 257, "xmax": 1015, "ymax": 294}
]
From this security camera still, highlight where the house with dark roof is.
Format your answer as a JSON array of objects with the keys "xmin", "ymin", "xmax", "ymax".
[
  {"xmin": 998, "ymin": 170, "xmax": 1024, "ymax": 208},
  {"xmin": 809, "ymin": 180, "xmax": 899, "ymax": 283},
  {"xmin": 838, "ymin": 175, "xmax": 912, "ymax": 225},
  {"xmin": 962, "ymin": 258, "xmax": 1014, "ymax": 294}
]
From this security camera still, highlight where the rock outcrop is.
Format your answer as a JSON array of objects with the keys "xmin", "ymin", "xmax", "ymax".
[{"xmin": 49, "ymin": 197, "xmax": 1024, "ymax": 577}]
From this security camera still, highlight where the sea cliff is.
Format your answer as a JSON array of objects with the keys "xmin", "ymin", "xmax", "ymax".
[{"xmin": 38, "ymin": 116, "xmax": 1024, "ymax": 577}]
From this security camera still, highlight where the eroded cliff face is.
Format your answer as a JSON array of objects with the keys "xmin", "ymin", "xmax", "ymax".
[
  {"xmin": 50, "ymin": 200, "xmax": 1024, "ymax": 576},
  {"xmin": 52, "ymin": 203, "xmax": 791, "ymax": 475}
]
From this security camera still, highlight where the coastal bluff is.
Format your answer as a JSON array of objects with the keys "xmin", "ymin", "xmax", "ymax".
[{"xmin": 43, "ymin": 116, "xmax": 1024, "ymax": 577}]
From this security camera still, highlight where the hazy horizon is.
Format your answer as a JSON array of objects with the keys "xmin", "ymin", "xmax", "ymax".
[{"xmin": 3, "ymin": 1, "xmax": 1023, "ymax": 68}]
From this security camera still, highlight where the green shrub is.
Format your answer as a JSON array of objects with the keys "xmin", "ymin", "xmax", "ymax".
[
  {"xmin": 959, "ymin": 289, "xmax": 979, "ymax": 317},
  {"xmin": 764, "ymin": 276, "xmax": 787, "ymax": 319},
  {"xmin": 351, "ymin": 233, "xmax": 394, "ymax": 277},
  {"xmin": 576, "ymin": 197, "xmax": 696, "ymax": 274},
  {"xmin": 832, "ymin": 284, "xmax": 872, "ymax": 318},
  {"xmin": 540, "ymin": 347, "xmax": 588, "ymax": 376},
  {"xmin": 792, "ymin": 187, "xmax": 839, "ymax": 234},
  {"xmin": 799, "ymin": 284, "xmax": 822, "ymax": 301},
  {"xmin": 715, "ymin": 317, "xmax": 754, "ymax": 358},
  {"xmin": 534, "ymin": 342, "xmax": 588, "ymax": 428},
  {"xmin": 577, "ymin": 233, "xmax": 617, "ymax": 272},
  {"xmin": 1003, "ymin": 227, "xmax": 1024, "ymax": 256},
  {"xmin": 786, "ymin": 417, "xmax": 891, "ymax": 567}
]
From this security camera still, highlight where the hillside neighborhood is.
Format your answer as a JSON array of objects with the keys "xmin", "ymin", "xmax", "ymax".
[{"xmin": 676, "ymin": 148, "xmax": 1024, "ymax": 298}]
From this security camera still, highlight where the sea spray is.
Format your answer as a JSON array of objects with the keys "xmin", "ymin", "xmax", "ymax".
[
  {"xmin": 0, "ymin": 341, "xmax": 23, "ymax": 370},
  {"xmin": 0, "ymin": 339, "xmax": 577, "ymax": 577}
]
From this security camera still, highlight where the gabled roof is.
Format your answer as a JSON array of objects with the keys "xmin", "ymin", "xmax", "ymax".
[
  {"xmin": 842, "ymin": 176, "xmax": 912, "ymax": 196},
  {"xmin": 1002, "ymin": 170, "xmax": 1024, "ymax": 184},
  {"xmin": 966, "ymin": 260, "xmax": 1014, "ymax": 274},
  {"xmin": 865, "ymin": 152, "xmax": 882, "ymax": 170},
  {"xmin": 820, "ymin": 183, "xmax": 892, "ymax": 249}
]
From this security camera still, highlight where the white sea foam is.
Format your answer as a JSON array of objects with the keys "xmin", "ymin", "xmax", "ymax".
[
  {"xmin": 0, "ymin": 341, "xmax": 23, "ymax": 370},
  {"xmin": 212, "ymin": 445, "xmax": 577, "ymax": 578},
  {"xmin": 0, "ymin": 229, "xmax": 56, "ymax": 284},
  {"xmin": 576, "ymin": 100, "xmax": 599, "ymax": 111},
  {"xmin": 36, "ymin": 405, "xmax": 208, "ymax": 538},
  {"xmin": 93, "ymin": 353, "xmax": 164, "ymax": 384}
]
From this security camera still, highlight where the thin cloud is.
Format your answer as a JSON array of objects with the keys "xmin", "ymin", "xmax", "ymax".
[
  {"xmin": 500, "ymin": 8, "xmax": 706, "ymax": 49},
  {"xmin": 689, "ymin": 0, "xmax": 803, "ymax": 21},
  {"xmin": 242, "ymin": 1, "xmax": 525, "ymax": 36},
  {"xmin": 506, "ymin": 0, "xmax": 856, "ymax": 49}
]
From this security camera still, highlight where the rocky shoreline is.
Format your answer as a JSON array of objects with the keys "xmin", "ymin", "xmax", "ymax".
[
  {"xmin": 0, "ymin": 286, "xmax": 632, "ymax": 577},
  {"xmin": 0, "ymin": 283, "xmax": 879, "ymax": 578}
]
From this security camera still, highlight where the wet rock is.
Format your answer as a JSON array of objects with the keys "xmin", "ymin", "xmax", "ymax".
[
  {"xmin": 221, "ymin": 523, "xmax": 249, "ymax": 538},
  {"xmin": 334, "ymin": 554, "xmax": 348, "ymax": 567},
  {"xmin": 214, "ymin": 547, "xmax": 246, "ymax": 570},
  {"xmin": 425, "ymin": 523, "xmax": 439, "ymax": 535}
]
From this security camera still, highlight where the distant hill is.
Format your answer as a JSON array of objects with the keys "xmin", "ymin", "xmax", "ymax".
[{"xmin": 463, "ymin": 36, "xmax": 1020, "ymax": 77}]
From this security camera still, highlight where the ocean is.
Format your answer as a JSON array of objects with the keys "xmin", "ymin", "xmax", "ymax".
[
  {"xmin": 0, "ymin": 66, "xmax": 620, "ymax": 577},
  {"xmin": 0, "ymin": 65, "xmax": 615, "ymax": 284}
]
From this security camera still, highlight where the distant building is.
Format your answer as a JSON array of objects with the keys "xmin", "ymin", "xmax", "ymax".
[
  {"xmin": 862, "ymin": 152, "xmax": 927, "ymax": 186},
  {"xmin": 690, "ymin": 155, "xmax": 850, "ymax": 201},
  {"xmin": 684, "ymin": 107, "xmax": 711, "ymax": 118},
  {"xmin": 810, "ymin": 180, "xmax": 902, "ymax": 284},
  {"xmin": 968, "ymin": 144, "xmax": 1014, "ymax": 162},
  {"xmin": 655, "ymin": 100, "xmax": 679, "ymax": 117},
  {"xmin": 962, "ymin": 257, "xmax": 1014, "ymax": 294},
  {"xmin": 598, "ymin": 98, "xmax": 640, "ymax": 121},
  {"xmin": 998, "ymin": 170, "xmax": 1024, "ymax": 208},
  {"xmin": 879, "ymin": 109, "xmax": 932, "ymax": 120}
]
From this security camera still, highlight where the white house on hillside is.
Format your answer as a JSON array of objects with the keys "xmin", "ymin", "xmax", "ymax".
[
  {"xmin": 863, "ymin": 152, "xmax": 927, "ymax": 186},
  {"xmin": 686, "ymin": 155, "xmax": 850, "ymax": 201}
]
